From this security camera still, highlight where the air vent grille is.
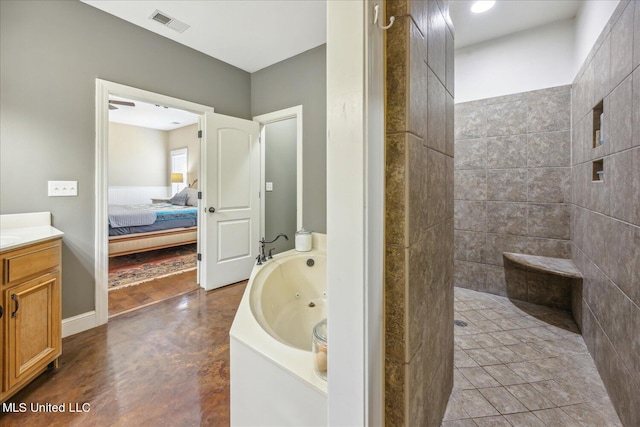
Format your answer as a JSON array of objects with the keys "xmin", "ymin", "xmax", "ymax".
[{"xmin": 149, "ymin": 10, "xmax": 190, "ymax": 33}]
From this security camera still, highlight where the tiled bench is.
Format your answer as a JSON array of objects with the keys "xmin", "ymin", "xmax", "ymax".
[{"xmin": 502, "ymin": 252, "xmax": 584, "ymax": 330}]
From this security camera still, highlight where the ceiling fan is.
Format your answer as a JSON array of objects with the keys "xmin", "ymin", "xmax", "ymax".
[{"xmin": 109, "ymin": 100, "xmax": 136, "ymax": 110}]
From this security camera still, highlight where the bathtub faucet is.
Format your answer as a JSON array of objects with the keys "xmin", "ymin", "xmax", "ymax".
[{"xmin": 257, "ymin": 233, "xmax": 289, "ymax": 264}]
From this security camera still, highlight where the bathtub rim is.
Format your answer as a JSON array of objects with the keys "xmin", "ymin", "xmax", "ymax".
[
  {"xmin": 230, "ymin": 233, "xmax": 328, "ymax": 395},
  {"xmin": 249, "ymin": 251, "xmax": 327, "ymax": 351}
]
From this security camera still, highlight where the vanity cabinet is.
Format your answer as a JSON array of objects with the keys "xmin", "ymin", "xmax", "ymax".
[{"xmin": 0, "ymin": 237, "xmax": 62, "ymax": 402}]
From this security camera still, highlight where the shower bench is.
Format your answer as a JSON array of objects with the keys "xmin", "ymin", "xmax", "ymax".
[{"xmin": 502, "ymin": 252, "xmax": 584, "ymax": 330}]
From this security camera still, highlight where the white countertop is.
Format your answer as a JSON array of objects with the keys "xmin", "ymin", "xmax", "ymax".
[
  {"xmin": 0, "ymin": 226, "xmax": 64, "ymax": 252},
  {"xmin": 0, "ymin": 212, "xmax": 63, "ymax": 252}
]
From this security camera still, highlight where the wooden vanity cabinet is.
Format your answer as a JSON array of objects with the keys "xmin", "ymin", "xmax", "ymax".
[{"xmin": 0, "ymin": 238, "xmax": 62, "ymax": 402}]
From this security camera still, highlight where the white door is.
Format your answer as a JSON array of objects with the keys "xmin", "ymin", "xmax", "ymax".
[{"xmin": 201, "ymin": 112, "xmax": 260, "ymax": 290}]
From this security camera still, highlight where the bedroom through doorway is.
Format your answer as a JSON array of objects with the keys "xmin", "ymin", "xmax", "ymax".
[{"xmin": 106, "ymin": 95, "xmax": 201, "ymax": 317}]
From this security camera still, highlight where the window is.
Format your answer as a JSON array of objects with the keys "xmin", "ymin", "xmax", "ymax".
[{"xmin": 170, "ymin": 148, "xmax": 188, "ymax": 194}]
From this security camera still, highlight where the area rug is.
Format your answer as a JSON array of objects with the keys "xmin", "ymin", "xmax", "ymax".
[{"xmin": 108, "ymin": 244, "xmax": 197, "ymax": 289}]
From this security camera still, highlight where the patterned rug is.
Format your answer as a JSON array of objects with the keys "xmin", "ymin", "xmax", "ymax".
[{"xmin": 108, "ymin": 244, "xmax": 197, "ymax": 289}]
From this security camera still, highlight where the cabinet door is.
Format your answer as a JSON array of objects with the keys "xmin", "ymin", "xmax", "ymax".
[{"xmin": 6, "ymin": 272, "xmax": 61, "ymax": 389}]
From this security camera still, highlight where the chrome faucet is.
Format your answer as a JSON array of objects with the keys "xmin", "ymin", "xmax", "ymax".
[{"xmin": 256, "ymin": 233, "xmax": 289, "ymax": 265}]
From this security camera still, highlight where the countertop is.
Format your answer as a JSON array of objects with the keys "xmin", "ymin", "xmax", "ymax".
[{"xmin": 0, "ymin": 225, "xmax": 64, "ymax": 253}]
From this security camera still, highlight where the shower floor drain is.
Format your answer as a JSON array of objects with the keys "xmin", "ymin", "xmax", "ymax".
[{"xmin": 454, "ymin": 320, "xmax": 468, "ymax": 327}]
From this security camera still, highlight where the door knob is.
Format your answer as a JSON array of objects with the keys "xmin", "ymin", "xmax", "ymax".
[{"xmin": 208, "ymin": 207, "xmax": 216, "ymax": 213}]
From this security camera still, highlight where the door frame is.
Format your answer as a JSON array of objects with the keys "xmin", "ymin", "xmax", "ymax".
[
  {"xmin": 253, "ymin": 106, "xmax": 303, "ymax": 238},
  {"xmin": 94, "ymin": 79, "xmax": 214, "ymax": 327}
]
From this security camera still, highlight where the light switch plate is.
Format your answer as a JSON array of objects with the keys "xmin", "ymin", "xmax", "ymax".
[
  {"xmin": 266, "ymin": 182, "xmax": 273, "ymax": 192},
  {"xmin": 48, "ymin": 180, "xmax": 78, "ymax": 197}
]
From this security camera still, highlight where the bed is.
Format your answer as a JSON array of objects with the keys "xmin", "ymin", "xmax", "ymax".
[{"xmin": 108, "ymin": 188, "xmax": 199, "ymax": 257}]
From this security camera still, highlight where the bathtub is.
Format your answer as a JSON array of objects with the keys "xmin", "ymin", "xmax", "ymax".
[{"xmin": 230, "ymin": 233, "xmax": 327, "ymax": 426}]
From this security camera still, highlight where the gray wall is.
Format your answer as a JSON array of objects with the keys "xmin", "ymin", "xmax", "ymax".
[
  {"xmin": 0, "ymin": 0, "xmax": 251, "ymax": 317},
  {"xmin": 251, "ymin": 45, "xmax": 327, "ymax": 233},
  {"xmin": 264, "ymin": 118, "xmax": 297, "ymax": 253},
  {"xmin": 454, "ymin": 86, "xmax": 573, "ymax": 303},
  {"xmin": 571, "ymin": 2, "xmax": 640, "ymax": 425}
]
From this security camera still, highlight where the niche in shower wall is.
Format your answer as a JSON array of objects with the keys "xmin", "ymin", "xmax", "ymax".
[
  {"xmin": 592, "ymin": 159, "xmax": 604, "ymax": 182},
  {"xmin": 592, "ymin": 100, "xmax": 604, "ymax": 149}
]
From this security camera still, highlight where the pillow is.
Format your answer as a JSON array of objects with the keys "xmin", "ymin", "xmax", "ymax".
[
  {"xmin": 168, "ymin": 193, "xmax": 188, "ymax": 206},
  {"xmin": 178, "ymin": 187, "xmax": 199, "ymax": 206}
]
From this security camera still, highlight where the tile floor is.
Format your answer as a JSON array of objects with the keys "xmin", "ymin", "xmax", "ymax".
[{"xmin": 443, "ymin": 287, "xmax": 622, "ymax": 427}]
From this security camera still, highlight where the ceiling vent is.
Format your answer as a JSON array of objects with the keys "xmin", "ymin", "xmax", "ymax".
[{"xmin": 149, "ymin": 10, "xmax": 190, "ymax": 33}]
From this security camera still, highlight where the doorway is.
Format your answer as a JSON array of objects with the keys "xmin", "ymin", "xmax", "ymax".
[
  {"xmin": 106, "ymin": 95, "xmax": 201, "ymax": 317},
  {"xmin": 96, "ymin": 80, "xmax": 262, "ymax": 326},
  {"xmin": 254, "ymin": 105, "xmax": 303, "ymax": 253},
  {"xmin": 95, "ymin": 80, "xmax": 213, "ymax": 325}
]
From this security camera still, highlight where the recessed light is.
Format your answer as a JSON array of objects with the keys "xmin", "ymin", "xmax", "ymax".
[{"xmin": 471, "ymin": 1, "xmax": 496, "ymax": 14}]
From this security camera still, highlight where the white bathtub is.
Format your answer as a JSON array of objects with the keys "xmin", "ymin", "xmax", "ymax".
[{"xmin": 230, "ymin": 233, "xmax": 327, "ymax": 426}]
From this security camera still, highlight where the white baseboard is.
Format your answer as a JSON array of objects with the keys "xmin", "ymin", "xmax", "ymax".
[{"xmin": 62, "ymin": 311, "xmax": 97, "ymax": 338}]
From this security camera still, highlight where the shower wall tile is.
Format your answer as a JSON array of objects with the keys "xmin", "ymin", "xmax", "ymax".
[
  {"xmin": 527, "ymin": 93, "xmax": 571, "ymax": 133},
  {"xmin": 427, "ymin": 67, "xmax": 447, "ymax": 153},
  {"xmin": 610, "ymin": 1, "xmax": 634, "ymax": 89},
  {"xmin": 528, "ymin": 203, "xmax": 571, "ymax": 240},
  {"xmin": 605, "ymin": 219, "xmax": 640, "ymax": 307},
  {"xmin": 385, "ymin": 357, "xmax": 405, "ymax": 427},
  {"xmin": 527, "ymin": 85, "xmax": 571, "ymax": 100},
  {"xmin": 486, "ymin": 101, "xmax": 527, "ymax": 137},
  {"xmin": 455, "ymin": 200, "xmax": 487, "ymax": 232},
  {"xmin": 446, "ymin": 93, "xmax": 455, "ymax": 156},
  {"xmin": 487, "ymin": 135, "xmax": 528, "ymax": 169},
  {"xmin": 446, "ymin": 156, "xmax": 455, "ymax": 219},
  {"xmin": 527, "ymin": 168, "xmax": 572, "ymax": 203},
  {"xmin": 608, "ymin": 74, "xmax": 633, "ymax": 154},
  {"xmin": 454, "ymin": 230, "xmax": 485, "ymax": 263},
  {"xmin": 454, "ymin": 260, "xmax": 486, "ymax": 290},
  {"xmin": 609, "ymin": 147, "xmax": 640, "ymax": 226},
  {"xmin": 580, "ymin": 61, "xmax": 596, "ymax": 121},
  {"xmin": 635, "ymin": 1, "xmax": 640, "ymax": 69},
  {"xmin": 385, "ymin": 133, "xmax": 406, "ymax": 247},
  {"xmin": 385, "ymin": 245, "xmax": 406, "ymax": 362},
  {"xmin": 426, "ymin": 148, "xmax": 449, "ymax": 228},
  {"xmin": 445, "ymin": 24, "xmax": 454, "ymax": 96},
  {"xmin": 593, "ymin": 35, "xmax": 611, "ymax": 104},
  {"xmin": 407, "ymin": 137, "xmax": 430, "ymax": 244},
  {"xmin": 455, "ymin": 86, "xmax": 572, "ymax": 298},
  {"xmin": 455, "ymin": 139, "xmax": 487, "ymax": 169},
  {"xmin": 455, "ymin": 106, "xmax": 487, "ymax": 140},
  {"xmin": 427, "ymin": 0, "xmax": 446, "ymax": 83},
  {"xmin": 386, "ymin": 15, "xmax": 408, "ymax": 135},
  {"xmin": 526, "ymin": 237, "xmax": 572, "ymax": 260},
  {"xmin": 454, "ymin": 169, "xmax": 487, "ymax": 201},
  {"xmin": 527, "ymin": 131, "xmax": 571, "ymax": 168},
  {"xmin": 634, "ymin": 67, "xmax": 640, "ymax": 148},
  {"xmin": 484, "ymin": 265, "xmax": 507, "ymax": 296},
  {"xmin": 487, "ymin": 169, "xmax": 527, "ymax": 202},
  {"xmin": 486, "ymin": 202, "xmax": 527, "ymax": 236},
  {"xmin": 409, "ymin": 21, "xmax": 428, "ymax": 139},
  {"xmin": 385, "ymin": 2, "xmax": 453, "ymax": 425},
  {"xmin": 485, "ymin": 234, "xmax": 527, "ymax": 266}
]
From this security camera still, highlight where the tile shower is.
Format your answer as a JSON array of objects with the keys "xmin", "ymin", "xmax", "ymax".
[{"xmin": 453, "ymin": 1, "xmax": 640, "ymax": 425}]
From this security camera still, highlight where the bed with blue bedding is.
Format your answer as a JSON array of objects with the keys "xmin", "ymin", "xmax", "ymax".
[{"xmin": 108, "ymin": 201, "xmax": 199, "ymax": 257}]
